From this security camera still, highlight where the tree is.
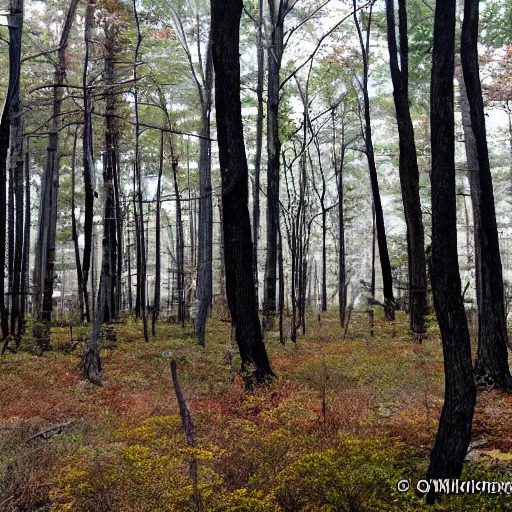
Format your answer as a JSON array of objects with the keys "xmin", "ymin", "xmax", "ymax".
[
  {"xmin": 385, "ymin": 0, "xmax": 427, "ymax": 333},
  {"xmin": 461, "ymin": 0, "xmax": 512, "ymax": 389},
  {"xmin": 0, "ymin": 0, "xmax": 23, "ymax": 342},
  {"xmin": 263, "ymin": 0, "xmax": 287, "ymax": 329},
  {"xmin": 211, "ymin": 0, "xmax": 274, "ymax": 385},
  {"xmin": 32, "ymin": 0, "xmax": 78, "ymax": 347},
  {"xmin": 426, "ymin": 0, "xmax": 476, "ymax": 501},
  {"xmin": 81, "ymin": 0, "xmax": 96, "ymax": 323},
  {"xmin": 353, "ymin": 0, "xmax": 395, "ymax": 321}
]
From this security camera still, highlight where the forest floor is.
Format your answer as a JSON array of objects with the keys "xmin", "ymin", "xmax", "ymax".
[{"xmin": 1, "ymin": 310, "xmax": 512, "ymax": 511}]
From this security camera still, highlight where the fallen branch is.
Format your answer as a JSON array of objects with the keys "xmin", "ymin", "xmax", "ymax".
[
  {"xmin": 27, "ymin": 420, "xmax": 73, "ymax": 441},
  {"xmin": 171, "ymin": 360, "xmax": 202, "ymax": 511}
]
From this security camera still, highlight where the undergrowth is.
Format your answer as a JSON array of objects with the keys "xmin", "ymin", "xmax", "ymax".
[{"xmin": 0, "ymin": 310, "xmax": 511, "ymax": 510}]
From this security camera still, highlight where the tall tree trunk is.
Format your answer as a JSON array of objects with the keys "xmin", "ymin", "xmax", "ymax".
[
  {"xmin": 211, "ymin": 0, "xmax": 274, "ymax": 385},
  {"xmin": 456, "ymin": 65, "xmax": 482, "ymax": 333},
  {"xmin": 353, "ymin": 1, "xmax": 395, "ymax": 321},
  {"xmin": 334, "ymin": 111, "xmax": 347, "ymax": 328},
  {"xmin": 263, "ymin": 0, "xmax": 287, "ymax": 329},
  {"xmin": 278, "ymin": 219, "xmax": 285, "ymax": 344},
  {"xmin": 252, "ymin": 0, "xmax": 264, "ymax": 300},
  {"xmin": 461, "ymin": 0, "xmax": 512, "ymax": 389},
  {"xmin": 126, "ymin": 202, "xmax": 133, "ymax": 312},
  {"xmin": 385, "ymin": 0, "xmax": 427, "ymax": 333},
  {"xmin": 0, "ymin": 0, "xmax": 23, "ymax": 340},
  {"xmin": 104, "ymin": 14, "xmax": 121, "ymax": 321},
  {"xmin": 152, "ymin": 131, "xmax": 164, "ymax": 336},
  {"xmin": 133, "ymin": 0, "xmax": 148, "ymax": 341},
  {"xmin": 426, "ymin": 0, "xmax": 476, "ymax": 501},
  {"xmin": 82, "ymin": 0, "xmax": 95, "ymax": 323},
  {"xmin": 10, "ymin": 118, "xmax": 24, "ymax": 338},
  {"xmin": 19, "ymin": 136, "xmax": 30, "ymax": 342},
  {"xmin": 8, "ymin": 166, "xmax": 14, "ymax": 319},
  {"xmin": 83, "ymin": 164, "xmax": 115, "ymax": 384},
  {"xmin": 171, "ymin": 158, "xmax": 185, "ymax": 326},
  {"xmin": 71, "ymin": 129, "xmax": 86, "ymax": 322},
  {"xmin": 195, "ymin": 41, "xmax": 213, "ymax": 347}
]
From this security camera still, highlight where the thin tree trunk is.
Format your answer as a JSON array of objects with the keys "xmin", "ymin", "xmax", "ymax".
[
  {"xmin": 353, "ymin": 1, "xmax": 395, "ymax": 321},
  {"xmin": 104, "ymin": 14, "xmax": 121, "ymax": 320},
  {"xmin": 133, "ymin": 0, "xmax": 148, "ymax": 341},
  {"xmin": 171, "ymin": 158, "xmax": 185, "ymax": 326},
  {"xmin": 385, "ymin": 0, "xmax": 427, "ymax": 333},
  {"xmin": 10, "ymin": 120, "xmax": 24, "ymax": 339},
  {"xmin": 252, "ymin": 0, "xmax": 264, "ymax": 300},
  {"xmin": 0, "ymin": 0, "xmax": 23, "ymax": 340},
  {"xmin": 18, "ymin": 137, "xmax": 30, "ymax": 343},
  {"xmin": 82, "ymin": 0, "xmax": 95, "ymax": 323},
  {"xmin": 126, "ymin": 202, "xmax": 133, "ymax": 312},
  {"xmin": 152, "ymin": 131, "xmax": 164, "ymax": 336},
  {"xmin": 461, "ymin": 0, "xmax": 512, "ymax": 389},
  {"xmin": 426, "ymin": 0, "xmax": 476, "ymax": 501},
  {"xmin": 195, "ymin": 41, "xmax": 213, "ymax": 347},
  {"xmin": 456, "ymin": 66, "xmax": 482, "ymax": 330},
  {"xmin": 211, "ymin": 0, "xmax": 275, "ymax": 385},
  {"xmin": 334, "ymin": 111, "xmax": 347, "ymax": 328},
  {"xmin": 71, "ymin": 129, "xmax": 86, "ymax": 322},
  {"xmin": 263, "ymin": 0, "xmax": 287, "ymax": 329},
  {"xmin": 278, "ymin": 219, "xmax": 285, "ymax": 345}
]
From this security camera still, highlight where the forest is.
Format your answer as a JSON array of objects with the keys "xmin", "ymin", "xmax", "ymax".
[{"xmin": 1, "ymin": 0, "xmax": 512, "ymax": 509}]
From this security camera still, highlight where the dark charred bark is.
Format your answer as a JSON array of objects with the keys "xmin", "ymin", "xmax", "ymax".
[
  {"xmin": 0, "ymin": 0, "xmax": 23, "ymax": 340},
  {"xmin": 10, "ymin": 117, "xmax": 24, "ymax": 339},
  {"xmin": 263, "ymin": 0, "xmax": 287, "ymax": 329},
  {"xmin": 211, "ymin": 0, "xmax": 274, "ymax": 385},
  {"xmin": 353, "ymin": 1, "xmax": 395, "ymax": 321},
  {"xmin": 333, "ymin": 111, "xmax": 347, "ymax": 328},
  {"xmin": 252, "ymin": 0, "xmax": 264, "ymax": 300},
  {"xmin": 18, "ymin": 137, "xmax": 30, "ymax": 343},
  {"xmin": 70, "ymin": 129, "xmax": 86, "ymax": 322},
  {"xmin": 126, "ymin": 201, "xmax": 133, "ymax": 312},
  {"xmin": 83, "ymin": 168, "xmax": 115, "ymax": 384},
  {"xmin": 426, "ymin": 0, "xmax": 476, "ymax": 501},
  {"xmin": 385, "ymin": 0, "xmax": 427, "ymax": 333},
  {"xmin": 461, "ymin": 0, "xmax": 512, "ymax": 389},
  {"xmin": 456, "ymin": 67, "xmax": 482, "ymax": 331},
  {"xmin": 103, "ymin": 14, "xmax": 122, "ymax": 321},
  {"xmin": 195, "ymin": 39, "xmax": 213, "ymax": 347},
  {"xmin": 152, "ymin": 131, "xmax": 164, "ymax": 336},
  {"xmin": 82, "ymin": 0, "xmax": 95, "ymax": 323},
  {"xmin": 171, "ymin": 157, "xmax": 185, "ymax": 326},
  {"xmin": 133, "ymin": 0, "xmax": 148, "ymax": 341}
]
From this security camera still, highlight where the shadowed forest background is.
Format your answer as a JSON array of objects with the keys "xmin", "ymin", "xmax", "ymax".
[{"xmin": 1, "ymin": 0, "xmax": 512, "ymax": 510}]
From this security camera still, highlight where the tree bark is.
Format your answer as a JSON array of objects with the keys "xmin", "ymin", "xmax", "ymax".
[
  {"xmin": 195, "ymin": 42, "xmax": 213, "ymax": 346},
  {"xmin": 461, "ymin": 0, "xmax": 512, "ymax": 389},
  {"xmin": 353, "ymin": 1, "xmax": 395, "ymax": 321},
  {"xmin": 333, "ymin": 110, "xmax": 347, "ymax": 328},
  {"xmin": 70, "ymin": 129, "xmax": 86, "ymax": 322},
  {"xmin": 104, "ymin": 12, "xmax": 122, "ymax": 321},
  {"xmin": 133, "ymin": 0, "xmax": 148, "ymax": 341},
  {"xmin": 81, "ymin": 0, "xmax": 95, "ymax": 323},
  {"xmin": 426, "ymin": 0, "xmax": 476, "ymax": 501},
  {"xmin": 211, "ymin": 0, "xmax": 274, "ymax": 385},
  {"xmin": 385, "ymin": 0, "xmax": 427, "ymax": 333},
  {"xmin": 0, "ymin": 0, "xmax": 23, "ymax": 340},
  {"xmin": 152, "ymin": 131, "xmax": 164, "ymax": 336},
  {"xmin": 263, "ymin": 0, "xmax": 287, "ymax": 329},
  {"xmin": 252, "ymin": 0, "xmax": 264, "ymax": 301},
  {"xmin": 456, "ymin": 65, "xmax": 482, "ymax": 332}
]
